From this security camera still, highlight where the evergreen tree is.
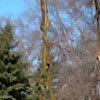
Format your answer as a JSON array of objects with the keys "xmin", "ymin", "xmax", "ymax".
[{"xmin": 0, "ymin": 22, "xmax": 32, "ymax": 100}]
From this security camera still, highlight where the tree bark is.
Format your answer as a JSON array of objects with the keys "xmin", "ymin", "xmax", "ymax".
[
  {"xmin": 94, "ymin": 0, "xmax": 100, "ymax": 61},
  {"xmin": 39, "ymin": 0, "xmax": 55, "ymax": 100}
]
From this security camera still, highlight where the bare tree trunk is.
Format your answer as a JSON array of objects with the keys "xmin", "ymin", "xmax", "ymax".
[
  {"xmin": 95, "ymin": 0, "xmax": 100, "ymax": 61},
  {"xmin": 39, "ymin": 0, "xmax": 55, "ymax": 100}
]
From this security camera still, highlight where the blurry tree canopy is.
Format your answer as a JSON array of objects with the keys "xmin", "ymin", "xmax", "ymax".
[{"xmin": 0, "ymin": 0, "xmax": 100, "ymax": 100}]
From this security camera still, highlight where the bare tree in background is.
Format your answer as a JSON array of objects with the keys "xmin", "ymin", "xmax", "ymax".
[{"xmin": 9, "ymin": 0, "xmax": 100, "ymax": 100}]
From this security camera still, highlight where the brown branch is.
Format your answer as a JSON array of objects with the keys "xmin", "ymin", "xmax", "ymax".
[
  {"xmin": 94, "ymin": 0, "xmax": 99, "ymax": 27},
  {"xmin": 94, "ymin": 0, "xmax": 100, "ymax": 61}
]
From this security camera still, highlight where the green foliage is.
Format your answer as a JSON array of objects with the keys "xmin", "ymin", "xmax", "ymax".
[{"xmin": 0, "ymin": 22, "xmax": 32, "ymax": 100}]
